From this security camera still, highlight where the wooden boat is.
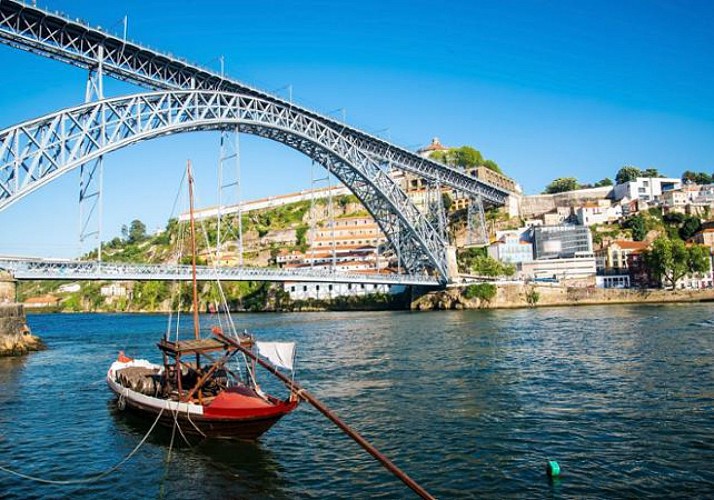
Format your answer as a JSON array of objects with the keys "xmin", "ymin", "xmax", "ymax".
[
  {"xmin": 107, "ymin": 161, "xmax": 298, "ymax": 440},
  {"xmin": 107, "ymin": 336, "xmax": 298, "ymax": 440}
]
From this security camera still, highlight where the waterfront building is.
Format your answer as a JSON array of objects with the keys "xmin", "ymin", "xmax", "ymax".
[
  {"xmin": 283, "ymin": 280, "xmax": 406, "ymax": 301},
  {"xmin": 595, "ymin": 240, "xmax": 649, "ymax": 273},
  {"xmin": 487, "ymin": 229, "xmax": 533, "ymax": 264},
  {"xmin": 520, "ymin": 255, "xmax": 597, "ymax": 283},
  {"xmin": 531, "ymin": 224, "xmax": 593, "ymax": 260}
]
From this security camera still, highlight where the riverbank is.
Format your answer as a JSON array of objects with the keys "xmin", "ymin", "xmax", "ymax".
[
  {"xmin": 0, "ymin": 303, "xmax": 44, "ymax": 356},
  {"xmin": 411, "ymin": 283, "xmax": 714, "ymax": 310}
]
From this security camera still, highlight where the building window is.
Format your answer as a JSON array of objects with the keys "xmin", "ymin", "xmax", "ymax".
[
  {"xmin": 328, "ymin": 284, "xmax": 333, "ymax": 291},
  {"xmin": 291, "ymin": 286, "xmax": 295, "ymax": 292},
  {"xmin": 303, "ymin": 286, "xmax": 307, "ymax": 292}
]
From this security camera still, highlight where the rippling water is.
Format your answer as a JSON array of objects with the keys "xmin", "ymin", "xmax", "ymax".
[{"xmin": 1, "ymin": 304, "xmax": 713, "ymax": 498}]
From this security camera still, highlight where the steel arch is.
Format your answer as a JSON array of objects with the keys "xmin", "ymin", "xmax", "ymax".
[
  {"xmin": 0, "ymin": 90, "xmax": 449, "ymax": 281},
  {"xmin": 0, "ymin": 0, "xmax": 511, "ymax": 206}
]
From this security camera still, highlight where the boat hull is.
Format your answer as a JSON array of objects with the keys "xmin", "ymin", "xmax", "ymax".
[{"xmin": 107, "ymin": 362, "xmax": 296, "ymax": 441}]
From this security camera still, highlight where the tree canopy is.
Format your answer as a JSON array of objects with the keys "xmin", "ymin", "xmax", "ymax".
[
  {"xmin": 644, "ymin": 237, "xmax": 710, "ymax": 288},
  {"xmin": 682, "ymin": 170, "xmax": 713, "ymax": 185},
  {"xmin": 125, "ymin": 219, "xmax": 147, "ymax": 244},
  {"xmin": 543, "ymin": 177, "xmax": 579, "ymax": 194},
  {"xmin": 430, "ymin": 146, "xmax": 502, "ymax": 174},
  {"xmin": 615, "ymin": 166, "xmax": 661, "ymax": 184}
]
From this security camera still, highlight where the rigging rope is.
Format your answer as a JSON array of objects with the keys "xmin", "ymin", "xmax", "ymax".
[{"xmin": 0, "ymin": 406, "xmax": 165, "ymax": 485}]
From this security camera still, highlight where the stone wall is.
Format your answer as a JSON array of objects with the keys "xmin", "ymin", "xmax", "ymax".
[
  {"xmin": 0, "ymin": 303, "xmax": 43, "ymax": 356},
  {"xmin": 0, "ymin": 271, "xmax": 16, "ymax": 302},
  {"xmin": 412, "ymin": 283, "xmax": 714, "ymax": 310},
  {"xmin": 520, "ymin": 186, "xmax": 613, "ymax": 219},
  {"xmin": 0, "ymin": 273, "xmax": 43, "ymax": 356}
]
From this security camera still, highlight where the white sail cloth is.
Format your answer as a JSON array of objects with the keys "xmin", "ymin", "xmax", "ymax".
[{"xmin": 256, "ymin": 341, "xmax": 296, "ymax": 371}]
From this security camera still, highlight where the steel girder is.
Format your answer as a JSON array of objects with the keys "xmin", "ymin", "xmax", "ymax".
[
  {"xmin": 0, "ymin": 258, "xmax": 440, "ymax": 285},
  {"xmin": 0, "ymin": 0, "xmax": 511, "ymax": 205},
  {"xmin": 0, "ymin": 91, "xmax": 449, "ymax": 281}
]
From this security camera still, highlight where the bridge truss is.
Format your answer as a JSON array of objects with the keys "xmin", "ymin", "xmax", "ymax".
[
  {"xmin": 0, "ymin": 0, "xmax": 514, "ymax": 284},
  {"xmin": 0, "ymin": 257, "xmax": 439, "ymax": 285}
]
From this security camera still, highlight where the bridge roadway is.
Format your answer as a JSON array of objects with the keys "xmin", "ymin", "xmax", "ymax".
[{"xmin": 0, "ymin": 258, "xmax": 441, "ymax": 286}]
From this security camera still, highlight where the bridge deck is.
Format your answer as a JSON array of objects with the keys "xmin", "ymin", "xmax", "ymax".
[{"xmin": 0, "ymin": 258, "xmax": 441, "ymax": 287}]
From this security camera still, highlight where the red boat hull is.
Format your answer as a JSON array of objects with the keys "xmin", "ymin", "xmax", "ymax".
[{"xmin": 120, "ymin": 394, "xmax": 297, "ymax": 440}]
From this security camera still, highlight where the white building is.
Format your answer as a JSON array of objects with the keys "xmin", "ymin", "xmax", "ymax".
[
  {"xmin": 575, "ymin": 201, "xmax": 622, "ymax": 226},
  {"xmin": 488, "ymin": 229, "xmax": 533, "ymax": 264},
  {"xmin": 58, "ymin": 282, "xmax": 81, "ymax": 293},
  {"xmin": 100, "ymin": 283, "xmax": 131, "ymax": 298},
  {"xmin": 520, "ymin": 255, "xmax": 597, "ymax": 281},
  {"xmin": 284, "ymin": 281, "xmax": 407, "ymax": 301},
  {"xmin": 612, "ymin": 177, "xmax": 681, "ymax": 203}
]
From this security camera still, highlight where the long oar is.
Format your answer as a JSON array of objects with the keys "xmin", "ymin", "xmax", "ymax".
[{"xmin": 214, "ymin": 332, "xmax": 435, "ymax": 500}]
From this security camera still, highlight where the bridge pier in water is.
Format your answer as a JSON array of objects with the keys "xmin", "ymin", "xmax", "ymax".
[{"xmin": 0, "ymin": 272, "xmax": 42, "ymax": 356}]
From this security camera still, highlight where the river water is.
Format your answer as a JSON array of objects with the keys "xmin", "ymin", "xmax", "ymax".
[{"xmin": 1, "ymin": 304, "xmax": 713, "ymax": 498}]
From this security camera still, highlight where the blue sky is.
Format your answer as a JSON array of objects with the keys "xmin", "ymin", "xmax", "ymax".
[{"xmin": 1, "ymin": 0, "xmax": 713, "ymax": 257}]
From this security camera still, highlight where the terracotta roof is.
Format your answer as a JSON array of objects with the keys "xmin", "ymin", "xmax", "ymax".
[
  {"xmin": 24, "ymin": 295, "xmax": 60, "ymax": 304},
  {"xmin": 418, "ymin": 137, "xmax": 449, "ymax": 153},
  {"xmin": 612, "ymin": 240, "xmax": 649, "ymax": 250}
]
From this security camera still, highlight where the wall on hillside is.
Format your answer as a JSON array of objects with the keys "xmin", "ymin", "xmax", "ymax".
[
  {"xmin": 0, "ymin": 272, "xmax": 15, "ymax": 302},
  {"xmin": 521, "ymin": 186, "xmax": 613, "ymax": 219}
]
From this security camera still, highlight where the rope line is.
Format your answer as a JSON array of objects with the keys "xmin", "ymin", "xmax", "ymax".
[{"xmin": 0, "ymin": 406, "xmax": 165, "ymax": 485}]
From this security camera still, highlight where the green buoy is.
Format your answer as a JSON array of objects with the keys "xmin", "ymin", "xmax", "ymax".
[{"xmin": 546, "ymin": 460, "xmax": 561, "ymax": 477}]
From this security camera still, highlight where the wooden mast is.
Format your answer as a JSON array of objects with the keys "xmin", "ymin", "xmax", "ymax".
[{"xmin": 187, "ymin": 160, "xmax": 201, "ymax": 341}]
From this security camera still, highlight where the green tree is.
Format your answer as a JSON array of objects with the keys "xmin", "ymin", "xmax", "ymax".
[
  {"xmin": 625, "ymin": 214, "xmax": 647, "ymax": 241},
  {"xmin": 594, "ymin": 177, "xmax": 613, "ymax": 187},
  {"xmin": 615, "ymin": 166, "xmax": 642, "ymax": 184},
  {"xmin": 544, "ymin": 177, "xmax": 579, "ymax": 194},
  {"xmin": 644, "ymin": 237, "xmax": 710, "ymax": 288},
  {"xmin": 429, "ymin": 146, "xmax": 502, "ymax": 174},
  {"xmin": 682, "ymin": 170, "xmax": 712, "ymax": 185},
  {"xmin": 453, "ymin": 146, "xmax": 484, "ymax": 169},
  {"xmin": 679, "ymin": 216, "xmax": 701, "ymax": 240},
  {"xmin": 127, "ymin": 219, "xmax": 147, "ymax": 244},
  {"xmin": 430, "ymin": 150, "xmax": 450, "ymax": 164},
  {"xmin": 642, "ymin": 168, "xmax": 661, "ymax": 178},
  {"xmin": 134, "ymin": 281, "xmax": 167, "ymax": 311},
  {"xmin": 463, "ymin": 283, "xmax": 497, "ymax": 303},
  {"xmin": 470, "ymin": 256, "xmax": 515, "ymax": 277}
]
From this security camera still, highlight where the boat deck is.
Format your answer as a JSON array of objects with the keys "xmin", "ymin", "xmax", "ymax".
[{"xmin": 157, "ymin": 336, "xmax": 253, "ymax": 355}]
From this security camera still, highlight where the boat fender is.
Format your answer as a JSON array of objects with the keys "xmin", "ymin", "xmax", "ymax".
[
  {"xmin": 117, "ymin": 394, "xmax": 127, "ymax": 411},
  {"xmin": 546, "ymin": 460, "xmax": 561, "ymax": 477}
]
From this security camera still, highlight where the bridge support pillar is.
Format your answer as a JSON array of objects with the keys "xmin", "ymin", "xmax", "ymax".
[
  {"xmin": 0, "ymin": 272, "xmax": 42, "ymax": 356},
  {"xmin": 446, "ymin": 245, "xmax": 459, "ymax": 283}
]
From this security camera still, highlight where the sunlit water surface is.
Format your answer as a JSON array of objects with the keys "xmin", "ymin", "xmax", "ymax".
[{"xmin": 1, "ymin": 305, "xmax": 713, "ymax": 498}]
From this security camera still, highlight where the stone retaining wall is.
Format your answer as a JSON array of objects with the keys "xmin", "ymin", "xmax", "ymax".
[{"xmin": 412, "ymin": 283, "xmax": 714, "ymax": 310}]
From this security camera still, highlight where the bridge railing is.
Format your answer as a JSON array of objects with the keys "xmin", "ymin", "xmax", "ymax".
[{"xmin": 0, "ymin": 258, "xmax": 441, "ymax": 286}]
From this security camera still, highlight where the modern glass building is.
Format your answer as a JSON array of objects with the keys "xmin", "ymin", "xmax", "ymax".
[{"xmin": 532, "ymin": 225, "xmax": 593, "ymax": 260}]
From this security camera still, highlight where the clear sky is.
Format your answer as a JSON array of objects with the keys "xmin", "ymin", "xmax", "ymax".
[{"xmin": 1, "ymin": 0, "xmax": 713, "ymax": 258}]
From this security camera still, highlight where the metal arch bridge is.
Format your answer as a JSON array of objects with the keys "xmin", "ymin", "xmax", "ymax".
[
  {"xmin": 0, "ymin": 257, "xmax": 440, "ymax": 286},
  {"xmin": 0, "ymin": 0, "xmax": 514, "ymax": 284}
]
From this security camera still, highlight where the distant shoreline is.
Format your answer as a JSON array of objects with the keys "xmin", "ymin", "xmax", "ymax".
[{"xmin": 19, "ymin": 286, "xmax": 714, "ymax": 314}]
